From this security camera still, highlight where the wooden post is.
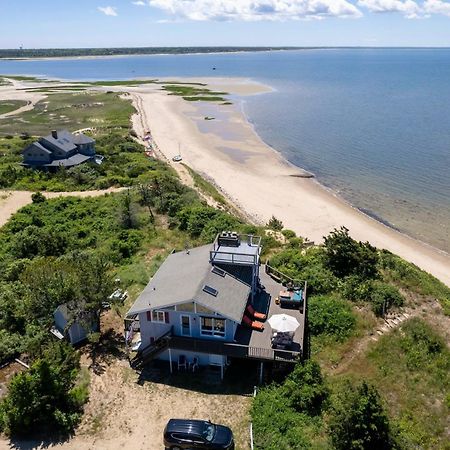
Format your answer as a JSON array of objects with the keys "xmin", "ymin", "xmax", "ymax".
[{"xmin": 168, "ymin": 348, "xmax": 173, "ymax": 374}]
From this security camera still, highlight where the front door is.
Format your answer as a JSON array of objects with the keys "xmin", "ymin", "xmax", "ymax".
[{"xmin": 181, "ymin": 315, "xmax": 191, "ymax": 336}]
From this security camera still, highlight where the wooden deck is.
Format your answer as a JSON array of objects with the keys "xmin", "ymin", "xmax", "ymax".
[{"xmin": 234, "ymin": 267, "xmax": 306, "ymax": 357}]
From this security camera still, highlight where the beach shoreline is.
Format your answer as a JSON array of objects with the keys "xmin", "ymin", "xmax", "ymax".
[
  {"xmin": 124, "ymin": 78, "xmax": 450, "ymax": 287},
  {"xmin": 1, "ymin": 75, "xmax": 449, "ymax": 286}
]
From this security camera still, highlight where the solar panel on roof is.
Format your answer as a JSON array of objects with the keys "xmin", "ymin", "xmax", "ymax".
[
  {"xmin": 203, "ymin": 285, "xmax": 218, "ymax": 297},
  {"xmin": 211, "ymin": 266, "xmax": 226, "ymax": 277}
]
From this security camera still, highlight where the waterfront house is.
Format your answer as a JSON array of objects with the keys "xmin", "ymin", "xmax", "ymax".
[
  {"xmin": 22, "ymin": 129, "xmax": 96, "ymax": 169},
  {"xmin": 125, "ymin": 232, "xmax": 307, "ymax": 380}
]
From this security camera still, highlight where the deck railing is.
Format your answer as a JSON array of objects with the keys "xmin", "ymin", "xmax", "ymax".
[
  {"xmin": 265, "ymin": 264, "xmax": 306, "ymax": 291},
  {"xmin": 210, "ymin": 233, "xmax": 261, "ymax": 266},
  {"xmin": 169, "ymin": 335, "xmax": 301, "ymax": 363},
  {"xmin": 210, "ymin": 249, "xmax": 259, "ymax": 266}
]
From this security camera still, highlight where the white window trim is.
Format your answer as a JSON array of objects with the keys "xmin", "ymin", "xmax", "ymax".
[
  {"xmin": 152, "ymin": 310, "xmax": 165, "ymax": 323},
  {"xmin": 180, "ymin": 315, "xmax": 191, "ymax": 337},
  {"xmin": 200, "ymin": 316, "xmax": 226, "ymax": 338}
]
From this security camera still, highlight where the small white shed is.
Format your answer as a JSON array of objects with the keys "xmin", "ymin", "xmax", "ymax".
[{"xmin": 53, "ymin": 303, "xmax": 99, "ymax": 345}]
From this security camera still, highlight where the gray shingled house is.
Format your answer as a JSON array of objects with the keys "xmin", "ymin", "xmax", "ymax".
[
  {"xmin": 125, "ymin": 232, "xmax": 307, "ymax": 380},
  {"xmin": 22, "ymin": 129, "xmax": 96, "ymax": 169}
]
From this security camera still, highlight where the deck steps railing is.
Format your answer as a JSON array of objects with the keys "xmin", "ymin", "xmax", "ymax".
[{"xmin": 130, "ymin": 328, "xmax": 172, "ymax": 370}]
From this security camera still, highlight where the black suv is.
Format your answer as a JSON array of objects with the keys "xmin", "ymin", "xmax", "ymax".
[{"xmin": 164, "ymin": 419, "xmax": 235, "ymax": 450}]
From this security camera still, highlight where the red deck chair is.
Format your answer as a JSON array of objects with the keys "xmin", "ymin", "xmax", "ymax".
[
  {"xmin": 246, "ymin": 304, "xmax": 267, "ymax": 321},
  {"xmin": 242, "ymin": 314, "xmax": 264, "ymax": 331}
]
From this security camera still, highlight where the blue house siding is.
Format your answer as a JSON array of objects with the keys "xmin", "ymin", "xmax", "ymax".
[{"xmin": 138, "ymin": 305, "xmax": 238, "ymax": 349}]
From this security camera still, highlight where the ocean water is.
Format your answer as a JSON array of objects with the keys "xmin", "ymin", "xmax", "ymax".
[{"xmin": 1, "ymin": 49, "xmax": 449, "ymax": 252}]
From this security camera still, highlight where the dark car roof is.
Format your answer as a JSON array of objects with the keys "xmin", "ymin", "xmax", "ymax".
[{"xmin": 165, "ymin": 419, "xmax": 208, "ymax": 436}]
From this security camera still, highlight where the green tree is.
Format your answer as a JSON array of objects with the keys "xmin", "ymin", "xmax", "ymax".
[
  {"xmin": 31, "ymin": 191, "xmax": 46, "ymax": 203},
  {"xmin": 370, "ymin": 282, "xmax": 404, "ymax": 317},
  {"xmin": 324, "ymin": 227, "xmax": 379, "ymax": 280},
  {"xmin": 329, "ymin": 381, "xmax": 395, "ymax": 450},
  {"xmin": 0, "ymin": 346, "xmax": 82, "ymax": 435},
  {"xmin": 267, "ymin": 215, "xmax": 284, "ymax": 231},
  {"xmin": 282, "ymin": 360, "xmax": 329, "ymax": 415}
]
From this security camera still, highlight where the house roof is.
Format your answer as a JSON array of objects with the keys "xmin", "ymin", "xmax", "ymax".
[
  {"xmin": 22, "ymin": 142, "xmax": 52, "ymax": 155},
  {"xmin": 40, "ymin": 129, "xmax": 77, "ymax": 153},
  {"xmin": 127, "ymin": 245, "xmax": 251, "ymax": 323},
  {"xmin": 45, "ymin": 153, "xmax": 92, "ymax": 167},
  {"xmin": 73, "ymin": 133, "xmax": 95, "ymax": 145}
]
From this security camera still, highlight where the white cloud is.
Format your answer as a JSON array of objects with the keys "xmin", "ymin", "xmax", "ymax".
[
  {"xmin": 132, "ymin": 1, "xmax": 146, "ymax": 5},
  {"xmin": 424, "ymin": 0, "xmax": 450, "ymax": 15},
  {"xmin": 147, "ymin": 0, "xmax": 363, "ymax": 21},
  {"xmin": 358, "ymin": 0, "xmax": 421, "ymax": 17},
  {"xmin": 98, "ymin": 6, "xmax": 118, "ymax": 16}
]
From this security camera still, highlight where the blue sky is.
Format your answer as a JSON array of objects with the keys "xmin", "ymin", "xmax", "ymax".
[{"xmin": 1, "ymin": 0, "xmax": 450, "ymax": 48}]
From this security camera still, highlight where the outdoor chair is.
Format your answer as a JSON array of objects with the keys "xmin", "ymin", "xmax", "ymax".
[
  {"xmin": 246, "ymin": 304, "xmax": 267, "ymax": 321},
  {"xmin": 242, "ymin": 314, "xmax": 264, "ymax": 331},
  {"xmin": 178, "ymin": 354, "xmax": 187, "ymax": 371}
]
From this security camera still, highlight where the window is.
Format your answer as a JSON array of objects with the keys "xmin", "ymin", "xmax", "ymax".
[
  {"xmin": 201, "ymin": 317, "xmax": 225, "ymax": 337},
  {"xmin": 181, "ymin": 316, "xmax": 190, "ymax": 336},
  {"xmin": 176, "ymin": 302, "xmax": 195, "ymax": 312},
  {"xmin": 152, "ymin": 310, "xmax": 166, "ymax": 323},
  {"xmin": 203, "ymin": 285, "xmax": 218, "ymax": 297}
]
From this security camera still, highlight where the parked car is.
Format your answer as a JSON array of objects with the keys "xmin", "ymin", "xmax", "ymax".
[{"xmin": 164, "ymin": 419, "xmax": 234, "ymax": 450}]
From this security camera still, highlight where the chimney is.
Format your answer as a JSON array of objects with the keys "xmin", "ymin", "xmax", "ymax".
[{"xmin": 51, "ymin": 130, "xmax": 58, "ymax": 139}]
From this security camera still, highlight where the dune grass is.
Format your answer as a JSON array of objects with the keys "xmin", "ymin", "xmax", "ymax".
[{"xmin": 0, "ymin": 100, "xmax": 28, "ymax": 115}]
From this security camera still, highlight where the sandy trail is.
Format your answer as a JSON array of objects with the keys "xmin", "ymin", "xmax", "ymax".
[
  {"xmin": 0, "ymin": 78, "xmax": 46, "ymax": 118},
  {"xmin": 125, "ymin": 81, "xmax": 450, "ymax": 287}
]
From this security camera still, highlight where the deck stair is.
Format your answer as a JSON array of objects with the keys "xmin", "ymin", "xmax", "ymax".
[{"xmin": 130, "ymin": 329, "xmax": 172, "ymax": 370}]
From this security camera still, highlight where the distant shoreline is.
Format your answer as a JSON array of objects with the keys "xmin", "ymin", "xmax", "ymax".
[
  {"xmin": 0, "ymin": 47, "xmax": 303, "ymax": 61},
  {"xmin": 2, "ymin": 46, "xmax": 450, "ymax": 61}
]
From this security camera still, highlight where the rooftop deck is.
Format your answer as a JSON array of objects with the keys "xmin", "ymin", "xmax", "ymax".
[
  {"xmin": 234, "ymin": 266, "xmax": 306, "ymax": 357},
  {"xmin": 210, "ymin": 233, "xmax": 261, "ymax": 266}
]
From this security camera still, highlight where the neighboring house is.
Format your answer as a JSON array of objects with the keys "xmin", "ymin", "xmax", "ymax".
[
  {"xmin": 52, "ymin": 303, "xmax": 99, "ymax": 345},
  {"xmin": 22, "ymin": 129, "xmax": 96, "ymax": 169},
  {"xmin": 126, "ymin": 232, "xmax": 307, "ymax": 379}
]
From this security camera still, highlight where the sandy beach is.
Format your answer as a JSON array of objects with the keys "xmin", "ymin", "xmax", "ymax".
[
  {"xmin": 125, "ymin": 78, "xmax": 450, "ymax": 287},
  {"xmin": 0, "ymin": 75, "xmax": 449, "ymax": 287}
]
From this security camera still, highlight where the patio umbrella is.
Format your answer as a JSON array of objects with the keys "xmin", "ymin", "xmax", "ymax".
[{"xmin": 268, "ymin": 314, "xmax": 300, "ymax": 333}]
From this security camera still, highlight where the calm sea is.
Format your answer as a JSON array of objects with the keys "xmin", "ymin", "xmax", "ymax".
[{"xmin": 1, "ymin": 49, "xmax": 449, "ymax": 252}]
